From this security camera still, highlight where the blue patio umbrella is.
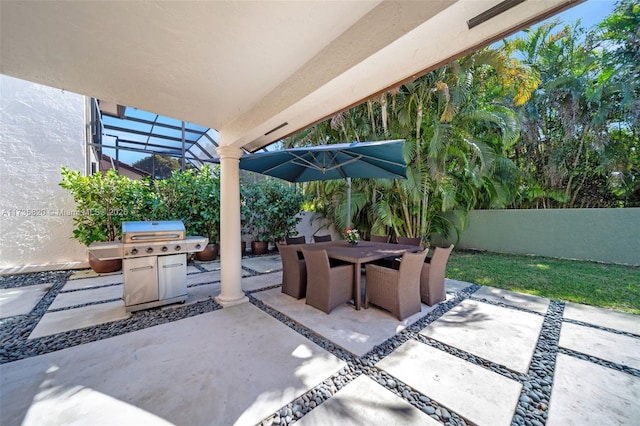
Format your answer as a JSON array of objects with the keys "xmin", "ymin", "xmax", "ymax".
[{"xmin": 239, "ymin": 139, "xmax": 407, "ymax": 227}]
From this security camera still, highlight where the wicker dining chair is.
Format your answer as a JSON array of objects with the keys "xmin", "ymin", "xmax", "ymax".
[
  {"xmin": 420, "ymin": 244, "xmax": 454, "ymax": 306},
  {"xmin": 365, "ymin": 250, "xmax": 428, "ymax": 320},
  {"xmin": 369, "ymin": 234, "xmax": 391, "ymax": 243},
  {"xmin": 301, "ymin": 248, "xmax": 354, "ymax": 314},
  {"xmin": 387, "ymin": 236, "xmax": 422, "ymax": 269},
  {"xmin": 285, "ymin": 235, "xmax": 306, "ymax": 245},
  {"xmin": 277, "ymin": 242, "xmax": 307, "ymax": 299},
  {"xmin": 313, "ymin": 234, "xmax": 332, "ymax": 243},
  {"xmin": 396, "ymin": 236, "xmax": 422, "ymax": 246}
]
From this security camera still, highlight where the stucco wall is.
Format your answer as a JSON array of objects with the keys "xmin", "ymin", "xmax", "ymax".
[
  {"xmin": 435, "ymin": 208, "xmax": 640, "ymax": 266},
  {"xmin": 242, "ymin": 211, "xmax": 340, "ymax": 247},
  {"xmin": 294, "ymin": 211, "xmax": 340, "ymax": 243},
  {"xmin": 0, "ymin": 75, "xmax": 89, "ymax": 274}
]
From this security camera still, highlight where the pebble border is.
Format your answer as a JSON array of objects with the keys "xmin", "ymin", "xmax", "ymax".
[
  {"xmin": 253, "ymin": 285, "xmax": 482, "ymax": 426},
  {"xmin": 47, "ymin": 297, "xmax": 122, "ymax": 312},
  {"xmin": 0, "ymin": 270, "xmax": 222, "ymax": 364},
  {"xmin": 2, "ymin": 268, "xmax": 638, "ymax": 426},
  {"xmin": 558, "ymin": 347, "xmax": 640, "ymax": 377},
  {"xmin": 564, "ymin": 318, "xmax": 640, "ymax": 339},
  {"xmin": 59, "ymin": 282, "xmax": 122, "ymax": 293}
]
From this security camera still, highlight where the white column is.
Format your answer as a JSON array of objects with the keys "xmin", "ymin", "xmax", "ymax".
[{"xmin": 215, "ymin": 146, "xmax": 248, "ymax": 306}]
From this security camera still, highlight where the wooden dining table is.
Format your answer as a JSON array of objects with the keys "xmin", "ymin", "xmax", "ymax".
[{"xmin": 293, "ymin": 240, "xmax": 423, "ymax": 310}]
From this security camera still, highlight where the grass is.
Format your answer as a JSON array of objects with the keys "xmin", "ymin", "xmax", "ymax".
[{"xmin": 446, "ymin": 250, "xmax": 640, "ymax": 315}]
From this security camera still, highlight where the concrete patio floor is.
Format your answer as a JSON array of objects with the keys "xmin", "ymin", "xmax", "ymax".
[{"xmin": 1, "ymin": 255, "xmax": 639, "ymax": 425}]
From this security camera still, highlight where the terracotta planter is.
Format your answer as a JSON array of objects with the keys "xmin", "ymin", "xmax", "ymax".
[
  {"xmin": 251, "ymin": 241, "xmax": 268, "ymax": 255},
  {"xmin": 241, "ymin": 241, "xmax": 247, "ymax": 256},
  {"xmin": 88, "ymin": 252, "xmax": 122, "ymax": 274},
  {"xmin": 196, "ymin": 243, "xmax": 219, "ymax": 261}
]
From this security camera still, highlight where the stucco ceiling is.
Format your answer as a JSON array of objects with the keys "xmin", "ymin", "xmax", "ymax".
[{"xmin": 0, "ymin": 0, "xmax": 580, "ymax": 152}]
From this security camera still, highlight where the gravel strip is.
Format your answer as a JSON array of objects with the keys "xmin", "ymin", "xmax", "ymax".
[
  {"xmin": 469, "ymin": 296, "xmax": 546, "ymax": 317},
  {"xmin": 245, "ymin": 284, "xmax": 283, "ymax": 295},
  {"xmin": 563, "ymin": 318, "xmax": 640, "ymax": 339},
  {"xmin": 59, "ymin": 282, "xmax": 122, "ymax": 293},
  {"xmin": 47, "ymin": 298, "xmax": 123, "ymax": 313},
  {"xmin": 0, "ymin": 270, "xmax": 222, "ymax": 364},
  {"xmin": 3, "ymin": 270, "xmax": 635, "ymax": 426},
  {"xmin": 253, "ymin": 285, "xmax": 482, "ymax": 425},
  {"xmin": 511, "ymin": 300, "xmax": 564, "ymax": 426},
  {"xmin": 0, "ymin": 270, "xmax": 68, "ymax": 289},
  {"xmin": 188, "ymin": 281, "xmax": 221, "ymax": 288}
]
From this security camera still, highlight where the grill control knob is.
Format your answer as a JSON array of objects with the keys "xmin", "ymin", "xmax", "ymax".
[
  {"xmin": 175, "ymin": 245, "xmax": 182, "ymax": 251},
  {"xmin": 195, "ymin": 244, "xmax": 201, "ymax": 249},
  {"xmin": 131, "ymin": 248, "xmax": 138, "ymax": 255},
  {"xmin": 161, "ymin": 246, "xmax": 168, "ymax": 252},
  {"xmin": 146, "ymin": 247, "xmax": 153, "ymax": 254}
]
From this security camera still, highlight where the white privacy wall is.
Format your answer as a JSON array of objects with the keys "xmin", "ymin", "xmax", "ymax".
[{"xmin": 0, "ymin": 75, "xmax": 88, "ymax": 274}]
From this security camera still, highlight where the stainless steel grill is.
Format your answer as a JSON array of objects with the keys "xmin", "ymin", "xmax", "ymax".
[{"xmin": 89, "ymin": 220, "xmax": 208, "ymax": 312}]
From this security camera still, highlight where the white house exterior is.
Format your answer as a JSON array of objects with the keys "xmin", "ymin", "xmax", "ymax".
[{"xmin": 0, "ymin": 75, "xmax": 93, "ymax": 274}]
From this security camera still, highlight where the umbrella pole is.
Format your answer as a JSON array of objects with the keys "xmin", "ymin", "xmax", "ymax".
[{"xmin": 346, "ymin": 177, "xmax": 351, "ymax": 228}]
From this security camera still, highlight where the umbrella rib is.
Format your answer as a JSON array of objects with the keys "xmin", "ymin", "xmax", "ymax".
[{"xmin": 336, "ymin": 149, "xmax": 406, "ymax": 178}]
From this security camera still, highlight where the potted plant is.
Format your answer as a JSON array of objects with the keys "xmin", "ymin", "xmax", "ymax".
[
  {"xmin": 245, "ymin": 180, "xmax": 305, "ymax": 254},
  {"xmin": 240, "ymin": 184, "xmax": 252, "ymax": 256},
  {"xmin": 59, "ymin": 167, "xmax": 152, "ymax": 273},
  {"xmin": 191, "ymin": 166, "xmax": 220, "ymax": 261}
]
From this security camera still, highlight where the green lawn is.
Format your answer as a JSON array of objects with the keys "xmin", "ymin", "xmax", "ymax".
[{"xmin": 446, "ymin": 250, "xmax": 640, "ymax": 315}]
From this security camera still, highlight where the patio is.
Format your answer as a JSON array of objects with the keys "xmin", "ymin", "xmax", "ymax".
[{"xmin": 1, "ymin": 255, "xmax": 638, "ymax": 425}]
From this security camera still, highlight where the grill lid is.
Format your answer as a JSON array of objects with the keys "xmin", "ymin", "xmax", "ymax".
[{"xmin": 122, "ymin": 221, "xmax": 186, "ymax": 243}]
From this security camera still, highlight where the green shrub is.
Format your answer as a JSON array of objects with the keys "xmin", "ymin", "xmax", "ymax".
[
  {"xmin": 59, "ymin": 167, "xmax": 153, "ymax": 245},
  {"xmin": 244, "ymin": 179, "xmax": 305, "ymax": 243}
]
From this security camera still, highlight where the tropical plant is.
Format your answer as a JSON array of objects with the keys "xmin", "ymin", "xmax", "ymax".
[
  {"xmin": 503, "ymin": 3, "xmax": 640, "ymax": 208},
  {"xmin": 286, "ymin": 43, "xmax": 535, "ymax": 242}
]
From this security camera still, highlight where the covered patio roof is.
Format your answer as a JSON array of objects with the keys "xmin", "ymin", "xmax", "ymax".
[{"xmin": 0, "ymin": 0, "xmax": 581, "ymax": 153}]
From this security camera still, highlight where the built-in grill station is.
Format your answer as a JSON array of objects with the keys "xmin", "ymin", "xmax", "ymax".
[{"xmin": 89, "ymin": 221, "xmax": 208, "ymax": 312}]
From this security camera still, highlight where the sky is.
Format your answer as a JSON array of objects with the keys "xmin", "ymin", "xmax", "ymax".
[{"xmin": 552, "ymin": 0, "xmax": 617, "ymax": 30}]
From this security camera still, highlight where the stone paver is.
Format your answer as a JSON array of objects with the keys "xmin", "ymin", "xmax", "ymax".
[
  {"xmin": 49, "ymin": 285, "xmax": 122, "ymax": 310},
  {"xmin": 547, "ymin": 354, "xmax": 640, "ymax": 426},
  {"xmin": 420, "ymin": 299, "xmax": 543, "ymax": 373},
  {"xmin": 4, "ymin": 264, "xmax": 639, "ymax": 426},
  {"xmin": 297, "ymin": 376, "xmax": 440, "ymax": 426},
  {"xmin": 0, "ymin": 283, "xmax": 51, "ymax": 319},
  {"xmin": 187, "ymin": 270, "xmax": 222, "ymax": 286},
  {"xmin": 197, "ymin": 259, "xmax": 220, "ymax": 272},
  {"xmin": 3, "ymin": 303, "xmax": 345, "ymax": 426},
  {"xmin": 377, "ymin": 340, "xmax": 522, "ymax": 426},
  {"xmin": 62, "ymin": 274, "xmax": 123, "ymax": 290},
  {"xmin": 242, "ymin": 255, "xmax": 282, "ymax": 273},
  {"xmin": 179, "ymin": 283, "xmax": 218, "ymax": 306},
  {"xmin": 559, "ymin": 322, "xmax": 640, "ymax": 369},
  {"xmin": 445, "ymin": 278, "xmax": 473, "ymax": 294},
  {"xmin": 243, "ymin": 271, "xmax": 282, "ymax": 292},
  {"xmin": 29, "ymin": 301, "xmax": 129, "ymax": 339},
  {"xmin": 254, "ymin": 287, "xmax": 441, "ymax": 357},
  {"xmin": 186, "ymin": 264, "xmax": 201, "ymax": 274},
  {"xmin": 474, "ymin": 286, "xmax": 550, "ymax": 314},
  {"xmin": 564, "ymin": 302, "xmax": 640, "ymax": 335}
]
